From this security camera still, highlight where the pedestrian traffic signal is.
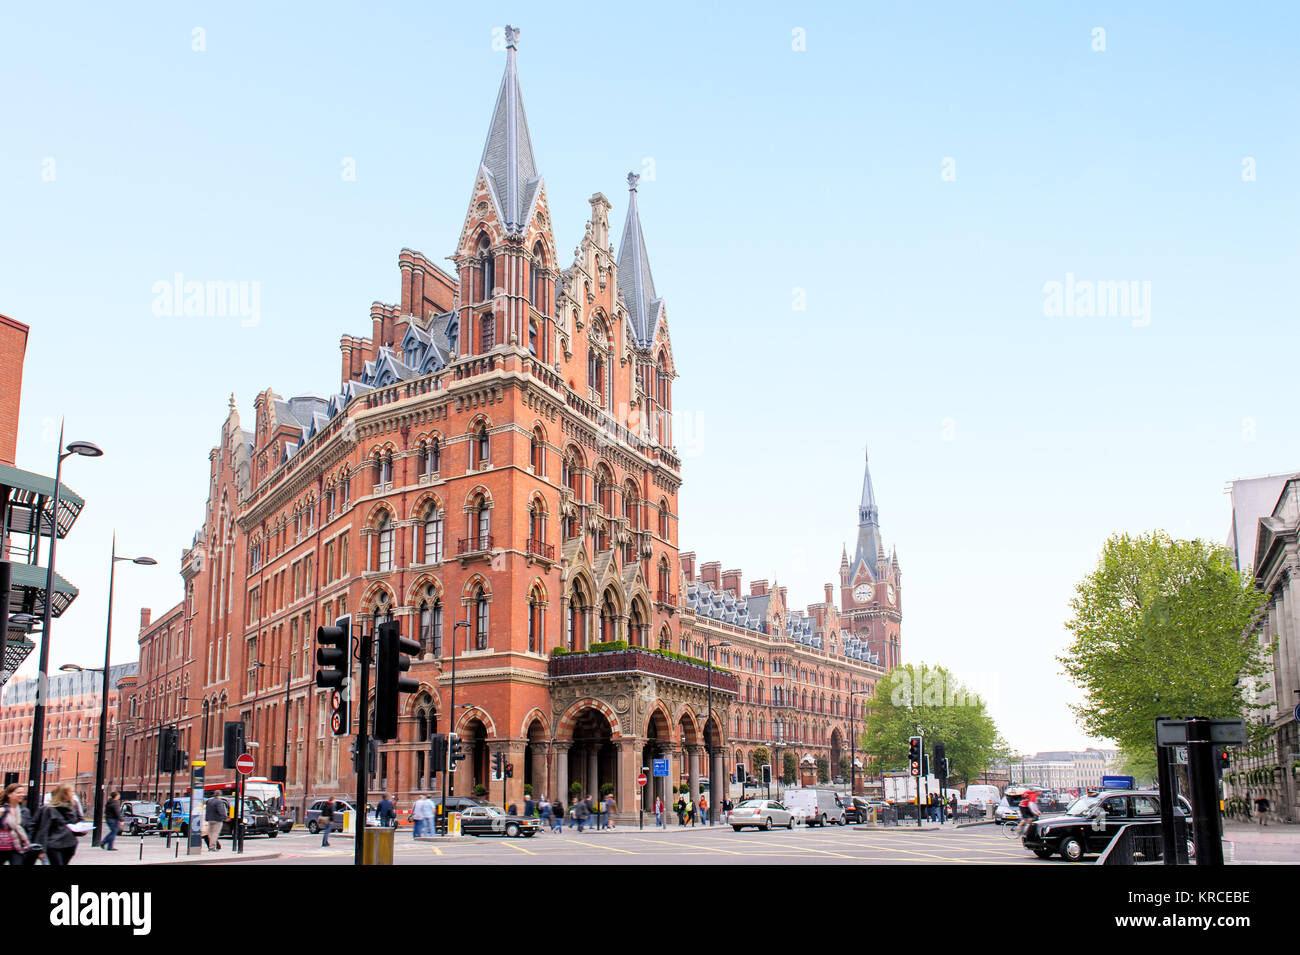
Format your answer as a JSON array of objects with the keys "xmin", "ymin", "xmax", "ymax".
[
  {"xmin": 505, "ymin": 762, "xmax": 514, "ymax": 779},
  {"xmin": 908, "ymin": 736, "xmax": 922, "ymax": 776},
  {"xmin": 374, "ymin": 619, "xmax": 419, "ymax": 740},
  {"xmin": 316, "ymin": 615, "xmax": 352, "ymax": 736},
  {"xmin": 933, "ymin": 743, "xmax": 947, "ymax": 782},
  {"xmin": 761, "ymin": 763, "xmax": 772, "ymax": 786},
  {"xmin": 448, "ymin": 733, "xmax": 465, "ymax": 770},
  {"xmin": 350, "ymin": 738, "xmax": 377, "ymax": 777},
  {"xmin": 735, "ymin": 761, "xmax": 745, "ymax": 782},
  {"xmin": 430, "ymin": 734, "xmax": 447, "ymax": 774},
  {"xmin": 492, "ymin": 750, "xmax": 504, "ymax": 780}
]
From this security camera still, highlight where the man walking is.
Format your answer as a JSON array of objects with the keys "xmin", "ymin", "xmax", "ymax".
[
  {"xmin": 318, "ymin": 799, "xmax": 335, "ymax": 847},
  {"xmin": 204, "ymin": 792, "xmax": 228, "ymax": 852},
  {"xmin": 102, "ymin": 792, "xmax": 121, "ymax": 851},
  {"xmin": 377, "ymin": 793, "xmax": 395, "ymax": 829},
  {"xmin": 604, "ymin": 792, "xmax": 617, "ymax": 830},
  {"xmin": 411, "ymin": 793, "xmax": 434, "ymax": 838}
]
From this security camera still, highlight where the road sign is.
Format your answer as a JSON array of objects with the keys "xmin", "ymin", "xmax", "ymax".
[
  {"xmin": 637, "ymin": 773, "xmax": 647, "ymax": 787},
  {"xmin": 1156, "ymin": 718, "xmax": 1247, "ymax": 747},
  {"xmin": 1172, "ymin": 746, "xmax": 1188, "ymax": 765},
  {"xmin": 1101, "ymin": 775, "xmax": 1134, "ymax": 790},
  {"xmin": 235, "ymin": 753, "xmax": 255, "ymax": 775},
  {"xmin": 652, "ymin": 759, "xmax": 668, "ymax": 778}
]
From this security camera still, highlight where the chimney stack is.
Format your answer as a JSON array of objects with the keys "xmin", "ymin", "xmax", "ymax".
[
  {"xmin": 679, "ymin": 551, "xmax": 696, "ymax": 581},
  {"xmin": 722, "ymin": 569, "xmax": 742, "ymax": 596},
  {"xmin": 750, "ymin": 579, "xmax": 769, "ymax": 597},
  {"xmin": 140, "ymin": 608, "xmax": 152, "ymax": 630},
  {"xmin": 700, "ymin": 562, "xmax": 721, "ymax": 588}
]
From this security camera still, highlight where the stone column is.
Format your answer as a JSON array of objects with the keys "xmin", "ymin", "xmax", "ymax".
[
  {"xmin": 586, "ymin": 746, "xmax": 599, "ymax": 801},
  {"xmin": 688, "ymin": 746, "xmax": 701, "ymax": 808},
  {"xmin": 667, "ymin": 745, "xmax": 682, "ymax": 824},
  {"xmin": 712, "ymin": 751, "xmax": 725, "ymax": 821},
  {"xmin": 531, "ymin": 745, "xmax": 547, "ymax": 802},
  {"xmin": 616, "ymin": 739, "xmax": 638, "ymax": 824},
  {"xmin": 554, "ymin": 743, "xmax": 570, "ymax": 808},
  {"xmin": 502, "ymin": 740, "xmax": 527, "ymax": 809}
]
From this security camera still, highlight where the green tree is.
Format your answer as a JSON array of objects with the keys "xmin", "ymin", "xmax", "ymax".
[
  {"xmin": 1059, "ymin": 532, "xmax": 1269, "ymax": 775},
  {"xmin": 859, "ymin": 663, "xmax": 1001, "ymax": 783},
  {"xmin": 749, "ymin": 746, "xmax": 770, "ymax": 780},
  {"xmin": 815, "ymin": 755, "xmax": 830, "ymax": 783},
  {"xmin": 781, "ymin": 750, "xmax": 797, "ymax": 784},
  {"xmin": 838, "ymin": 754, "xmax": 852, "ymax": 783}
]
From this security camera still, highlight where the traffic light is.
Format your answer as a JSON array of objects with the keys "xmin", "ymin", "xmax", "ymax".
[
  {"xmin": 735, "ymin": 761, "xmax": 746, "ymax": 783},
  {"xmin": 933, "ymin": 743, "xmax": 947, "ymax": 782},
  {"xmin": 223, "ymin": 721, "xmax": 246, "ymax": 769},
  {"xmin": 492, "ymin": 750, "xmax": 504, "ymax": 780},
  {"xmin": 448, "ymin": 733, "xmax": 465, "ymax": 771},
  {"xmin": 350, "ymin": 738, "xmax": 377, "ymax": 776},
  {"xmin": 505, "ymin": 762, "xmax": 514, "ymax": 779},
  {"xmin": 908, "ymin": 736, "xmax": 922, "ymax": 777},
  {"xmin": 430, "ymin": 734, "xmax": 447, "ymax": 774},
  {"xmin": 316, "ymin": 614, "xmax": 352, "ymax": 736},
  {"xmin": 1215, "ymin": 746, "xmax": 1231, "ymax": 776},
  {"xmin": 375, "ymin": 619, "xmax": 419, "ymax": 740},
  {"xmin": 158, "ymin": 727, "xmax": 180, "ymax": 773},
  {"xmin": 761, "ymin": 763, "xmax": 772, "ymax": 786}
]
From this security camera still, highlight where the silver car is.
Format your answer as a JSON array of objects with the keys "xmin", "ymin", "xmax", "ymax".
[{"xmin": 728, "ymin": 799, "xmax": 794, "ymax": 831}]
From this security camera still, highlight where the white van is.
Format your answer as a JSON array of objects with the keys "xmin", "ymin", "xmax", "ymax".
[
  {"xmin": 964, "ymin": 784, "xmax": 1000, "ymax": 810},
  {"xmin": 782, "ymin": 788, "xmax": 846, "ymax": 827}
]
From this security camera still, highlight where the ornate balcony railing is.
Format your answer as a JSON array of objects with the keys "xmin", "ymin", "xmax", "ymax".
[
  {"xmin": 526, "ymin": 538, "xmax": 555, "ymax": 560},
  {"xmin": 456, "ymin": 535, "xmax": 494, "ymax": 555},
  {"xmin": 549, "ymin": 647, "xmax": 738, "ymax": 694},
  {"xmin": 656, "ymin": 590, "xmax": 677, "ymax": 605}
]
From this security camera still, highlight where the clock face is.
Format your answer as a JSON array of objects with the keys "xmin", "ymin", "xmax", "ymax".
[
  {"xmin": 888, "ymin": 586, "xmax": 896, "ymax": 604},
  {"xmin": 853, "ymin": 584, "xmax": 872, "ymax": 603}
]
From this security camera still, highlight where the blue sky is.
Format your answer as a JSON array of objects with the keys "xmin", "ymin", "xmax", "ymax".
[{"xmin": 2, "ymin": 2, "xmax": 1296, "ymax": 755}]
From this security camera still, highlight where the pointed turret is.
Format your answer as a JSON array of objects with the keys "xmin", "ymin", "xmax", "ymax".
[
  {"xmin": 617, "ymin": 172, "xmax": 664, "ymax": 348},
  {"xmin": 853, "ymin": 446, "xmax": 884, "ymax": 579},
  {"xmin": 478, "ymin": 25, "xmax": 541, "ymax": 234}
]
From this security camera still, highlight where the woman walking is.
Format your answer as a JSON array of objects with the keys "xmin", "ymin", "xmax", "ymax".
[
  {"xmin": 0, "ymin": 784, "xmax": 37, "ymax": 864},
  {"xmin": 35, "ymin": 783, "xmax": 83, "ymax": 866}
]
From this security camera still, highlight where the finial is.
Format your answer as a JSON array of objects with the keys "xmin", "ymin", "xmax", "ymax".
[
  {"xmin": 505, "ymin": 24, "xmax": 520, "ymax": 50},
  {"xmin": 627, "ymin": 171, "xmax": 640, "ymax": 192},
  {"xmin": 865, "ymin": 445, "xmax": 869, "ymax": 462},
  {"xmin": 229, "ymin": 392, "xmax": 236, "ymax": 411}
]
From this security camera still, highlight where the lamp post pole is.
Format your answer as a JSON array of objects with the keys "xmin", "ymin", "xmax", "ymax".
[
  {"xmin": 439, "ymin": 620, "xmax": 469, "ymax": 832},
  {"xmin": 26, "ymin": 425, "xmax": 102, "ymax": 811},
  {"xmin": 849, "ymin": 688, "xmax": 865, "ymax": 799},
  {"xmin": 703, "ymin": 637, "xmax": 730, "ymax": 825}
]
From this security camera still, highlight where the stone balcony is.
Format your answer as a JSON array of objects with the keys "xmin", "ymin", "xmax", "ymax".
[{"xmin": 549, "ymin": 647, "xmax": 738, "ymax": 695}]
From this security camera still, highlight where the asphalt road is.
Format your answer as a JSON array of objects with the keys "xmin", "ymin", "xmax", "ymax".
[{"xmin": 260, "ymin": 822, "xmax": 1067, "ymax": 865}]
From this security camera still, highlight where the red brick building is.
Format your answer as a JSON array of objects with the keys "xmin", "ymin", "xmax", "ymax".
[
  {"xmin": 105, "ymin": 29, "xmax": 902, "ymax": 821},
  {"xmin": 0, "ymin": 313, "xmax": 28, "ymax": 467}
]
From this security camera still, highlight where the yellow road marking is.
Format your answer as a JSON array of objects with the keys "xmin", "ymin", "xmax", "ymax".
[
  {"xmin": 501, "ymin": 840, "xmax": 535, "ymax": 855},
  {"xmin": 625, "ymin": 837, "xmax": 744, "ymax": 855}
]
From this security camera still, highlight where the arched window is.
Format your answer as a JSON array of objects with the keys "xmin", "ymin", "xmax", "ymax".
[
  {"xmin": 422, "ymin": 505, "xmax": 443, "ymax": 564},
  {"xmin": 475, "ymin": 423, "xmax": 490, "ymax": 469},
  {"xmin": 478, "ymin": 234, "xmax": 494, "ymax": 302},
  {"xmin": 658, "ymin": 499, "xmax": 670, "ymax": 540},
  {"xmin": 382, "ymin": 450, "xmax": 393, "ymax": 485},
  {"xmin": 428, "ymin": 437, "xmax": 440, "ymax": 475},
  {"xmin": 530, "ymin": 241, "xmax": 545, "ymax": 307},
  {"xmin": 419, "ymin": 587, "xmax": 442, "ymax": 657},
  {"xmin": 375, "ymin": 512, "xmax": 394, "ymax": 571},
  {"xmin": 530, "ymin": 428, "xmax": 544, "ymax": 474},
  {"xmin": 476, "ymin": 498, "xmax": 490, "ymax": 543},
  {"xmin": 474, "ymin": 587, "xmax": 489, "ymax": 650},
  {"xmin": 528, "ymin": 318, "xmax": 538, "ymax": 357},
  {"xmin": 528, "ymin": 500, "xmax": 545, "ymax": 547},
  {"xmin": 528, "ymin": 586, "xmax": 544, "ymax": 653},
  {"xmin": 480, "ymin": 314, "xmax": 495, "ymax": 353}
]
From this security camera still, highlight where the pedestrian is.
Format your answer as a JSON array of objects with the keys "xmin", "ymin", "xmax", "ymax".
[
  {"xmin": 35, "ymin": 783, "xmax": 83, "ymax": 866},
  {"xmin": 686, "ymin": 796, "xmax": 695, "ymax": 827},
  {"xmin": 573, "ymin": 797, "xmax": 589, "ymax": 833},
  {"xmin": 674, "ymin": 794, "xmax": 685, "ymax": 826},
  {"xmin": 654, "ymin": 796, "xmax": 664, "ymax": 828},
  {"xmin": 538, "ymin": 796, "xmax": 551, "ymax": 833},
  {"xmin": 0, "ymin": 783, "xmax": 37, "ymax": 865},
  {"xmin": 551, "ymin": 798, "xmax": 564, "ymax": 833},
  {"xmin": 567, "ymin": 798, "xmax": 578, "ymax": 829},
  {"xmin": 411, "ymin": 793, "xmax": 434, "ymax": 838},
  {"xmin": 604, "ymin": 792, "xmax": 617, "ymax": 830},
  {"xmin": 1243, "ymin": 789, "xmax": 1252, "ymax": 821},
  {"xmin": 1255, "ymin": 795, "xmax": 1270, "ymax": 827},
  {"xmin": 699, "ymin": 794, "xmax": 709, "ymax": 826},
  {"xmin": 204, "ymin": 791, "xmax": 228, "ymax": 851},
  {"xmin": 377, "ymin": 793, "xmax": 395, "ymax": 828},
  {"xmin": 103, "ymin": 791, "xmax": 122, "ymax": 850},
  {"xmin": 318, "ymin": 799, "xmax": 335, "ymax": 847},
  {"xmin": 523, "ymin": 793, "xmax": 535, "ymax": 819}
]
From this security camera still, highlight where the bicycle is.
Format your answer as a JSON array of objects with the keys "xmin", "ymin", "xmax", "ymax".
[{"xmin": 1003, "ymin": 813, "xmax": 1038, "ymax": 840}]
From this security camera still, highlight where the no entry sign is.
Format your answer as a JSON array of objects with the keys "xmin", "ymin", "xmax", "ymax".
[
  {"xmin": 637, "ymin": 773, "xmax": 647, "ymax": 787},
  {"xmin": 236, "ymin": 753, "xmax": 255, "ymax": 775}
]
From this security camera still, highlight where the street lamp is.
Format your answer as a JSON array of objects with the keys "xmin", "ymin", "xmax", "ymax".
[
  {"xmin": 74, "ymin": 537, "xmax": 155, "ymax": 846},
  {"xmin": 848, "ymin": 687, "xmax": 867, "ymax": 798},
  {"xmin": 27, "ymin": 430, "xmax": 102, "ymax": 812},
  {"xmin": 704, "ymin": 637, "xmax": 730, "ymax": 825},
  {"xmin": 438, "ymin": 620, "xmax": 470, "ymax": 827}
]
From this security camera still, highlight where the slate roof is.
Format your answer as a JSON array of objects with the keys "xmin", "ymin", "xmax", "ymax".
[
  {"xmin": 478, "ymin": 28, "xmax": 541, "ymax": 233},
  {"xmin": 686, "ymin": 580, "xmax": 765, "ymax": 633},
  {"xmin": 616, "ymin": 173, "xmax": 664, "ymax": 349}
]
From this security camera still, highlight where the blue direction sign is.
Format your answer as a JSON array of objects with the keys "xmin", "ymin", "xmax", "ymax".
[
  {"xmin": 652, "ymin": 758, "xmax": 669, "ymax": 778},
  {"xmin": 1101, "ymin": 775, "xmax": 1134, "ymax": 790}
]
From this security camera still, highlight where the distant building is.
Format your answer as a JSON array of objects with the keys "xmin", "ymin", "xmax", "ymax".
[{"xmin": 0, "ymin": 313, "xmax": 28, "ymax": 467}]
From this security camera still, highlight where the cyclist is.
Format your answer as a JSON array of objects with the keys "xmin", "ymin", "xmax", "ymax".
[{"xmin": 1016, "ymin": 789, "xmax": 1040, "ymax": 837}]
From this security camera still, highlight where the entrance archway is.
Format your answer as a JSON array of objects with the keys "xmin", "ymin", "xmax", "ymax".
[
  {"xmin": 465, "ymin": 718, "xmax": 488, "ymax": 794},
  {"xmin": 642, "ymin": 707, "xmax": 671, "ymax": 811},
  {"xmin": 524, "ymin": 718, "xmax": 547, "ymax": 798},
  {"xmin": 567, "ymin": 708, "xmax": 614, "ymax": 804}
]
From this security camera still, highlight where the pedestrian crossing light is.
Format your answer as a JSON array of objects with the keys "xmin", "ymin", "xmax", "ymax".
[
  {"xmin": 316, "ymin": 615, "xmax": 352, "ymax": 736},
  {"xmin": 908, "ymin": 736, "xmax": 922, "ymax": 777},
  {"xmin": 448, "ymin": 733, "xmax": 465, "ymax": 770},
  {"xmin": 492, "ymin": 751, "xmax": 504, "ymax": 779},
  {"xmin": 505, "ymin": 762, "xmax": 514, "ymax": 779}
]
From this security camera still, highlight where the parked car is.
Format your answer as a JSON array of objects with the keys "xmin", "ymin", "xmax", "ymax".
[
  {"xmin": 1021, "ymin": 789, "xmax": 1191, "ymax": 861},
  {"xmin": 727, "ymin": 799, "xmax": 793, "ymax": 831},
  {"xmin": 782, "ymin": 788, "xmax": 846, "ymax": 827},
  {"xmin": 965, "ymin": 784, "xmax": 1000, "ymax": 812},
  {"xmin": 120, "ymin": 800, "xmax": 162, "ymax": 835},
  {"xmin": 457, "ymin": 805, "xmax": 539, "ymax": 837}
]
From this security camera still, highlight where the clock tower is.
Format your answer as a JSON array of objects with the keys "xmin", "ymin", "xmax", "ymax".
[{"xmin": 839, "ymin": 448, "xmax": 902, "ymax": 668}]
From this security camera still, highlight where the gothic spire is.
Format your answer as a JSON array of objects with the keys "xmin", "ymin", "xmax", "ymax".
[
  {"xmin": 617, "ymin": 171, "xmax": 664, "ymax": 348},
  {"xmin": 854, "ymin": 446, "xmax": 884, "ymax": 579},
  {"xmin": 478, "ymin": 25, "xmax": 541, "ymax": 233}
]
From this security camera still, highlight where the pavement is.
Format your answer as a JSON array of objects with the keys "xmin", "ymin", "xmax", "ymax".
[
  {"xmin": 60, "ymin": 833, "xmax": 282, "ymax": 865},
  {"xmin": 1222, "ymin": 819, "xmax": 1300, "ymax": 864}
]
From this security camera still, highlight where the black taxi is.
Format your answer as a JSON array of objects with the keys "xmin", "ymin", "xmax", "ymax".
[{"xmin": 1021, "ymin": 789, "xmax": 1190, "ymax": 862}]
